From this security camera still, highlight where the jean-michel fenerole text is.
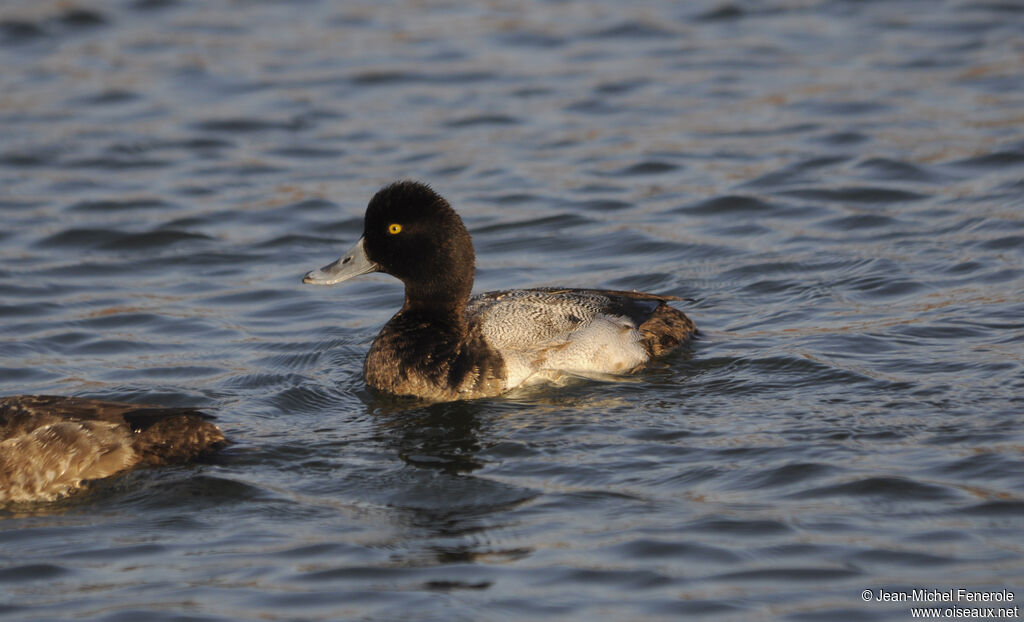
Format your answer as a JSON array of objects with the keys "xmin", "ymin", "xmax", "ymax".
[{"xmin": 873, "ymin": 589, "xmax": 1014, "ymax": 603}]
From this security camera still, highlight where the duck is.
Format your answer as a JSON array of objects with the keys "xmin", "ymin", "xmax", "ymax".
[
  {"xmin": 0, "ymin": 395, "xmax": 225, "ymax": 503},
  {"xmin": 303, "ymin": 180, "xmax": 696, "ymax": 401}
]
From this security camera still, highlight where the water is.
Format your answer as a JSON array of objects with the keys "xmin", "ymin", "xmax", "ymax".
[{"xmin": 2, "ymin": 0, "xmax": 1023, "ymax": 620}]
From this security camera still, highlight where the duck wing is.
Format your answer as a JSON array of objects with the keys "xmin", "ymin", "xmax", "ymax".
[{"xmin": 466, "ymin": 288, "xmax": 695, "ymax": 386}]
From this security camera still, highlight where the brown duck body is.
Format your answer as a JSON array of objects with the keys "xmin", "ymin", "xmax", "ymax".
[{"xmin": 0, "ymin": 395, "xmax": 225, "ymax": 503}]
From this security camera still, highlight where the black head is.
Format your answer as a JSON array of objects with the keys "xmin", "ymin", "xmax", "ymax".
[{"xmin": 362, "ymin": 181, "xmax": 476, "ymax": 311}]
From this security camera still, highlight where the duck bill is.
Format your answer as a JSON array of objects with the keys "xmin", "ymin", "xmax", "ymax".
[{"xmin": 303, "ymin": 237, "xmax": 379, "ymax": 286}]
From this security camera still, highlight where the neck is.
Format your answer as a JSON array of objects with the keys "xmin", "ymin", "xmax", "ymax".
[{"xmin": 400, "ymin": 279, "xmax": 471, "ymax": 324}]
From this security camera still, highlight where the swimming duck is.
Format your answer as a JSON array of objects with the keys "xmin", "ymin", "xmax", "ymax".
[
  {"xmin": 0, "ymin": 395, "xmax": 225, "ymax": 503},
  {"xmin": 303, "ymin": 181, "xmax": 696, "ymax": 401}
]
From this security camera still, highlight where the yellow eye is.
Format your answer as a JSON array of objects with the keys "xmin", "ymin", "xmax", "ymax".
[{"xmin": 388, "ymin": 223, "xmax": 402, "ymax": 235}]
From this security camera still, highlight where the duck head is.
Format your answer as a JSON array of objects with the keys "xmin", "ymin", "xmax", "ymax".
[{"xmin": 303, "ymin": 181, "xmax": 476, "ymax": 312}]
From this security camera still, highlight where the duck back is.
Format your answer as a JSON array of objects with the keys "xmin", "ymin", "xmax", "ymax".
[{"xmin": 1, "ymin": 395, "xmax": 225, "ymax": 503}]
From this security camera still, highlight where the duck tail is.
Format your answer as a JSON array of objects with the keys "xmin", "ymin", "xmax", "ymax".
[{"xmin": 639, "ymin": 303, "xmax": 698, "ymax": 357}]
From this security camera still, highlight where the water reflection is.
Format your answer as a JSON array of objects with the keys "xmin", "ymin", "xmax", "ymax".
[{"xmin": 371, "ymin": 399, "xmax": 489, "ymax": 474}]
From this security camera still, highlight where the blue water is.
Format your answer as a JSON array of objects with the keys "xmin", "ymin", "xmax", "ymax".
[{"xmin": 2, "ymin": 1, "xmax": 1023, "ymax": 620}]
